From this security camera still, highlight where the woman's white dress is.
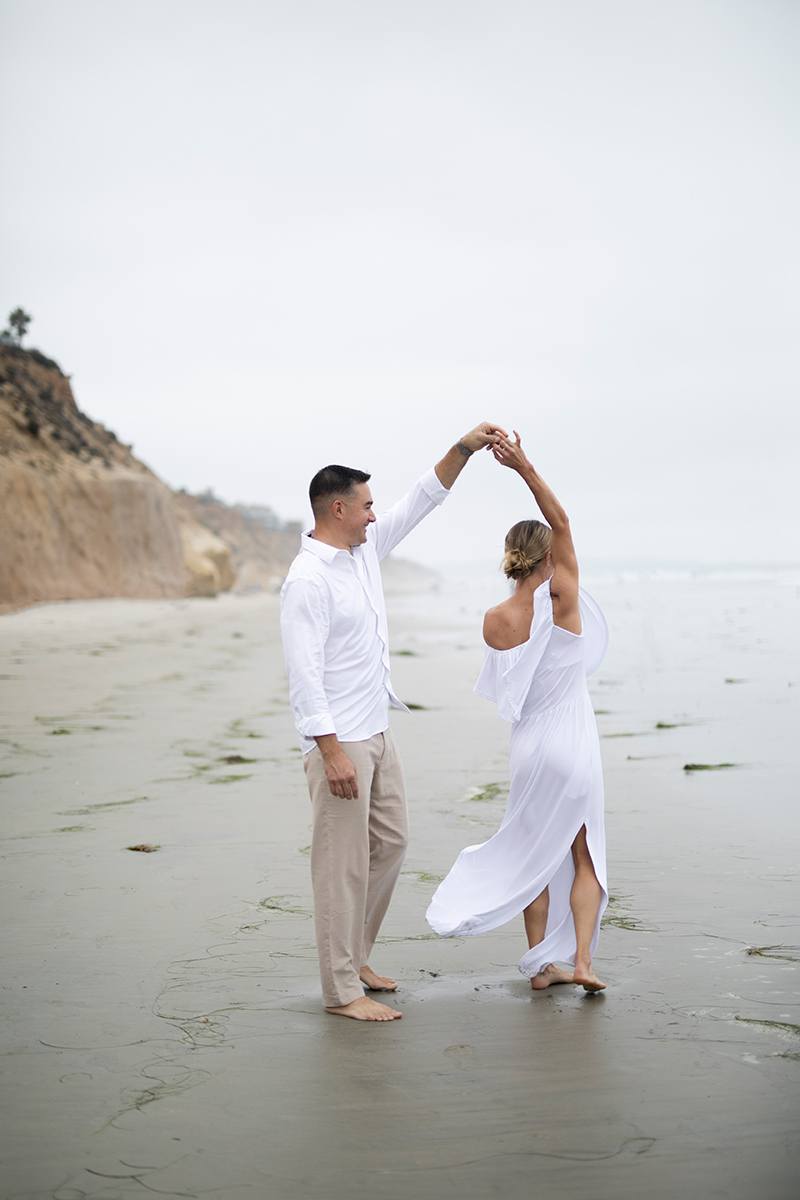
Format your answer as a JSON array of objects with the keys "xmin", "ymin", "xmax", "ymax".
[{"xmin": 426, "ymin": 579, "xmax": 609, "ymax": 977}]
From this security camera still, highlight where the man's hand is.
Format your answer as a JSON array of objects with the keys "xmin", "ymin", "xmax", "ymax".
[
  {"xmin": 318, "ymin": 739, "xmax": 359, "ymax": 799},
  {"xmin": 460, "ymin": 421, "xmax": 508, "ymax": 454},
  {"xmin": 436, "ymin": 421, "xmax": 509, "ymax": 489}
]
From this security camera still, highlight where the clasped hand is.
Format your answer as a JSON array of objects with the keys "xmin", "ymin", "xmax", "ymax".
[
  {"xmin": 460, "ymin": 421, "xmax": 508, "ymax": 453},
  {"xmin": 460, "ymin": 424, "xmax": 529, "ymax": 474},
  {"xmin": 491, "ymin": 429, "xmax": 529, "ymax": 473}
]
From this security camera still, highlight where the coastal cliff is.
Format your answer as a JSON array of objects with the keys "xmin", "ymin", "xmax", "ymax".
[{"xmin": 0, "ymin": 346, "xmax": 298, "ymax": 610}]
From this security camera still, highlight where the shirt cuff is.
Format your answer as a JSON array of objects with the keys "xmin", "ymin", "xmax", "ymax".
[
  {"xmin": 297, "ymin": 712, "xmax": 336, "ymax": 738},
  {"xmin": 419, "ymin": 466, "xmax": 451, "ymax": 505}
]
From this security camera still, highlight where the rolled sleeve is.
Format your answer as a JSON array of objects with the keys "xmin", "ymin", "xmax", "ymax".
[
  {"xmin": 279, "ymin": 577, "xmax": 335, "ymax": 741},
  {"xmin": 418, "ymin": 465, "xmax": 450, "ymax": 506},
  {"xmin": 297, "ymin": 710, "xmax": 336, "ymax": 738}
]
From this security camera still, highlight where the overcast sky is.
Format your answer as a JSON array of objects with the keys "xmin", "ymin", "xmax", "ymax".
[{"xmin": 2, "ymin": 0, "xmax": 798, "ymax": 567}]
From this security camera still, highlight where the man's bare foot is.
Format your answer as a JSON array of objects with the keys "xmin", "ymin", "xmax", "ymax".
[
  {"xmin": 325, "ymin": 996, "xmax": 402, "ymax": 1021},
  {"xmin": 359, "ymin": 964, "xmax": 398, "ymax": 992},
  {"xmin": 531, "ymin": 962, "xmax": 575, "ymax": 990},
  {"xmin": 573, "ymin": 962, "xmax": 607, "ymax": 992}
]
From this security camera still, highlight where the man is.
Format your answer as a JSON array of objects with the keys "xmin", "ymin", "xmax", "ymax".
[{"xmin": 280, "ymin": 422, "xmax": 506, "ymax": 1021}]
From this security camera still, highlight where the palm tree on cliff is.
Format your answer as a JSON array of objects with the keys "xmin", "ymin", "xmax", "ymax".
[{"xmin": 1, "ymin": 307, "xmax": 32, "ymax": 346}]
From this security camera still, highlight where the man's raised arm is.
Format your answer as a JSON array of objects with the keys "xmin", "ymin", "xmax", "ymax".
[{"xmin": 371, "ymin": 421, "xmax": 506, "ymax": 561}]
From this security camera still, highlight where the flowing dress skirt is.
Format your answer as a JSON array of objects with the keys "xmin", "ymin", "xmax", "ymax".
[{"xmin": 426, "ymin": 584, "xmax": 609, "ymax": 977}]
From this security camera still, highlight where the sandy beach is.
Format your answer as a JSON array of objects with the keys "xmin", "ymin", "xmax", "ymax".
[{"xmin": 1, "ymin": 566, "xmax": 798, "ymax": 1199}]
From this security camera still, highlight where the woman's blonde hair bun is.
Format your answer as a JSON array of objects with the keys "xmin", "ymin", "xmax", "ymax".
[{"xmin": 501, "ymin": 520, "xmax": 552, "ymax": 581}]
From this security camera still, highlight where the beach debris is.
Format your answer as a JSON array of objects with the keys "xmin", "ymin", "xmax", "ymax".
[
  {"xmin": 655, "ymin": 720, "xmax": 694, "ymax": 729},
  {"xmin": 601, "ymin": 892, "xmax": 657, "ymax": 932},
  {"xmin": 394, "ymin": 649, "xmax": 418, "ymax": 657},
  {"xmin": 258, "ymin": 895, "xmax": 309, "ymax": 916},
  {"xmin": 217, "ymin": 754, "xmax": 257, "ymax": 765},
  {"xmin": 402, "ymin": 869, "xmax": 444, "ymax": 884},
  {"xmin": 683, "ymin": 762, "xmax": 737, "ymax": 772},
  {"xmin": 405, "ymin": 702, "xmax": 428, "ymax": 711},
  {"xmin": 226, "ymin": 717, "xmax": 264, "ymax": 739},
  {"xmin": 724, "ymin": 677, "xmax": 748, "ymax": 684},
  {"xmin": 466, "ymin": 782, "xmax": 504, "ymax": 803},
  {"xmin": 444, "ymin": 1043, "xmax": 473, "ymax": 1058},
  {"xmin": 47, "ymin": 723, "xmax": 106, "ymax": 735},
  {"xmin": 59, "ymin": 795, "xmax": 150, "ymax": 815},
  {"xmin": 127, "ymin": 843, "xmax": 160, "ymax": 853},
  {"xmin": 379, "ymin": 932, "xmax": 439, "ymax": 942},
  {"xmin": 603, "ymin": 914, "xmax": 650, "ymax": 931},
  {"xmin": 735, "ymin": 1017, "xmax": 800, "ymax": 1037},
  {"xmin": 744, "ymin": 944, "xmax": 800, "ymax": 963},
  {"xmin": 208, "ymin": 773, "xmax": 253, "ymax": 784}
]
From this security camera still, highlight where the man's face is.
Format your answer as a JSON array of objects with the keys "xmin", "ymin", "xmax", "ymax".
[{"xmin": 339, "ymin": 483, "xmax": 376, "ymax": 545}]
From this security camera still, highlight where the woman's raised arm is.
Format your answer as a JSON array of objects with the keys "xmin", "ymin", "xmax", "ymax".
[{"xmin": 492, "ymin": 432, "xmax": 581, "ymax": 634}]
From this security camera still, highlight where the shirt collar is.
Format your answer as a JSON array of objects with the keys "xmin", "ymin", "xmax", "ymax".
[{"xmin": 300, "ymin": 531, "xmax": 359, "ymax": 563}]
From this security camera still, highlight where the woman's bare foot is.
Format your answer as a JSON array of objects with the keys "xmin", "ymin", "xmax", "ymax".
[
  {"xmin": 531, "ymin": 962, "xmax": 575, "ymax": 990},
  {"xmin": 325, "ymin": 996, "xmax": 402, "ymax": 1021},
  {"xmin": 359, "ymin": 964, "xmax": 398, "ymax": 992},
  {"xmin": 573, "ymin": 961, "xmax": 606, "ymax": 992}
]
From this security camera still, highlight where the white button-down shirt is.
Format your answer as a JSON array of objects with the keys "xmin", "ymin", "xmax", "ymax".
[{"xmin": 280, "ymin": 467, "xmax": 450, "ymax": 752}]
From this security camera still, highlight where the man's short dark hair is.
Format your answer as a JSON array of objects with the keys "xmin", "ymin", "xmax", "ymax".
[{"xmin": 309, "ymin": 464, "xmax": 371, "ymax": 516}]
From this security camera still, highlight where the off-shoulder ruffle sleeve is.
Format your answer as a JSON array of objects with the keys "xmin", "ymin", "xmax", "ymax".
[{"xmin": 474, "ymin": 581, "xmax": 608, "ymax": 722}]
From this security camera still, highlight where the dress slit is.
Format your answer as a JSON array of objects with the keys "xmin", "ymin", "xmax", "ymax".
[{"xmin": 518, "ymin": 813, "xmax": 608, "ymax": 977}]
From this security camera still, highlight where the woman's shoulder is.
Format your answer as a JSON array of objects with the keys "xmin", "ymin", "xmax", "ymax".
[{"xmin": 483, "ymin": 599, "xmax": 532, "ymax": 651}]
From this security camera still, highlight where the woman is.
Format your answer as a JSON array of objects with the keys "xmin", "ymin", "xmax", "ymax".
[{"xmin": 426, "ymin": 431, "xmax": 609, "ymax": 992}]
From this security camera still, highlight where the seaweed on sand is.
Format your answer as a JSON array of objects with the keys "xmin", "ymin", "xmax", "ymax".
[
  {"xmin": 402, "ymin": 869, "xmax": 444, "ymax": 885},
  {"xmin": 258, "ymin": 895, "xmax": 310, "ymax": 916},
  {"xmin": 745, "ymin": 944, "xmax": 800, "ymax": 963},
  {"xmin": 60, "ymin": 796, "xmax": 150, "ymax": 815},
  {"xmin": 466, "ymin": 782, "xmax": 504, "ymax": 803},
  {"xmin": 601, "ymin": 892, "xmax": 656, "ymax": 933},
  {"xmin": 735, "ymin": 1017, "xmax": 800, "ymax": 1037},
  {"xmin": 683, "ymin": 762, "xmax": 737, "ymax": 772},
  {"xmin": 226, "ymin": 717, "xmax": 264, "ymax": 739}
]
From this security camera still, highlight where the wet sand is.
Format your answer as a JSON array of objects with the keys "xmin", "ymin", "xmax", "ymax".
[{"xmin": 1, "ymin": 569, "xmax": 798, "ymax": 1199}]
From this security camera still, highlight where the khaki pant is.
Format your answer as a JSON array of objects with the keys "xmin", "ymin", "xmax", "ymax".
[{"xmin": 303, "ymin": 730, "xmax": 408, "ymax": 1008}]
